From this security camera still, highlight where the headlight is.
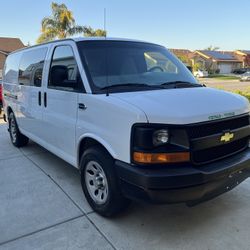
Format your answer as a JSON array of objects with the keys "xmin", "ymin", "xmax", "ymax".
[
  {"xmin": 153, "ymin": 129, "xmax": 169, "ymax": 146},
  {"xmin": 131, "ymin": 125, "xmax": 190, "ymax": 164}
]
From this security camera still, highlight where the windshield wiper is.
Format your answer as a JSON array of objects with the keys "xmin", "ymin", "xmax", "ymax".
[
  {"xmin": 100, "ymin": 83, "xmax": 163, "ymax": 96},
  {"xmin": 160, "ymin": 81, "xmax": 202, "ymax": 88}
]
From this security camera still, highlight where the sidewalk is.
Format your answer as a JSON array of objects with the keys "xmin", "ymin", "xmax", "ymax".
[{"xmin": 0, "ymin": 120, "xmax": 250, "ymax": 250}]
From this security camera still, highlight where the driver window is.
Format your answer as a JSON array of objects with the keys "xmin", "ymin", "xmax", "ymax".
[
  {"xmin": 49, "ymin": 45, "xmax": 83, "ymax": 91},
  {"xmin": 144, "ymin": 52, "xmax": 178, "ymax": 73}
]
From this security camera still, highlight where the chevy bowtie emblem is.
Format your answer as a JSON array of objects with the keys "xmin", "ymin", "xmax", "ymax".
[{"xmin": 220, "ymin": 132, "xmax": 234, "ymax": 143}]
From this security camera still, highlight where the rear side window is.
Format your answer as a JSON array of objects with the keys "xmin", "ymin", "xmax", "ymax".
[
  {"xmin": 3, "ymin": 52, "xmax": 22, "ymax": 84},
  {"xmin": 49, "ymin": 45, "xmax": 82, "ymax": 91},
  {"xmin": 18, "ymin": 47, "xmax": 48, "ymax": 87}
]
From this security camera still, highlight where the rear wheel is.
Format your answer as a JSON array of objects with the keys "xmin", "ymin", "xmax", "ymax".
[
  {"xmin": 9, "ymin": 112, "xmax": 29, "ymax": 147},
  {"xmin": 80, "ymin": 146, "xmax": 130, "ymax": 217}
]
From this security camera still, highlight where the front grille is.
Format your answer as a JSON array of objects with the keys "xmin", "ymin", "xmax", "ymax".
[
  {"xmin": 192, "ymin": 138, "xmax": 248, "ymax": 164},
  {"xmin": 188, "ymin": 115, "xmax": 249, "ymax": 139},
  {"xmin": 189, "ymin": 115, "xmax": 250, "ymax": 164}
]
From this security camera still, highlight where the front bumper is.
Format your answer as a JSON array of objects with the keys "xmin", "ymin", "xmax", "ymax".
[{"xmin": 115, "ymin": 149, "xmax": 250, "ymax": 205}]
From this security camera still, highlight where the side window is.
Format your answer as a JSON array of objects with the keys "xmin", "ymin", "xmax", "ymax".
[
  {"xmin": 18, "ymin": 48, "xmax": 47, "ymax": 87},
  {"xmin": 49, "ymin": 45, "xmax": 82, "ymax": 91},
  {"xmin": 3, "ymin": 52, "xmax": 22, "ymax": 84}
]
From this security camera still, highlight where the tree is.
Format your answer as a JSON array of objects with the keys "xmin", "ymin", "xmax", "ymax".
[
  {"xmin": 83, "ymin": 26, "xmax": 107, "ymax": 37},
  {"xmin": 176, "ymin": 54, "xmax": 190, "ymax": 65},
  {"xmin": 193, "ymin": 62, "xmax": 204, "ymax": 71},
  {"xmin": 37, "ymin": 2, "xmax": 85, "ymax": 43},
  {"xmin": 205, "ymin": 45, "xmax": 220, "ymax": 51}
]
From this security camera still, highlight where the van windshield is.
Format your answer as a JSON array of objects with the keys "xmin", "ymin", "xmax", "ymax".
[{"xmin": 77, "ymin": 40, "xmax": 199, "ymax": 93}]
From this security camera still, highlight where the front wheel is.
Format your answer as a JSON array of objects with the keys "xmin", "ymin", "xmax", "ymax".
[
  {"xmin": 9, "ymin": 112, "xmax": 29, "ymax": 147},
  {"xmin": 80, "ymin": 146, "xmax": 130, "ymax": 217}
]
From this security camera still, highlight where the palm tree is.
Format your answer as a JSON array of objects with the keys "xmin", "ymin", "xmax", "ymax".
[
  {"xmin": 83, "ymin": 26, "xmax": 107, "ymax": 37},
  {"xmin": 37, "ymin": 2, "xmax": 85, "ymax": 43}
]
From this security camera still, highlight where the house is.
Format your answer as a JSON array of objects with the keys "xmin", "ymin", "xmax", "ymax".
[
  {"xmin": 169, "ymin": 49, "xmax": 193, "ymax": 65},
  {"xmin": 234, "ymin": 50, "xmax": 250, "ymax": 68},
  {"xmin": 0, "ymin": 37, "xmax": 25, "ymax": 78},
  {"xmin": 191, "ymin": 50, "xmax": 242, "ymax": 74}
]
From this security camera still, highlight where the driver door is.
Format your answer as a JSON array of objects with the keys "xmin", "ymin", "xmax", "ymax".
[{"xmin": 42, "ymin": 43, "xmax": 83, "ymax": 165}]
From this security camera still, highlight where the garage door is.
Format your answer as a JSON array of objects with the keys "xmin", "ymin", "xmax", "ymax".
[{"xmin": 218, "ymin": 63, "xmax": 232, "ymax": 74}]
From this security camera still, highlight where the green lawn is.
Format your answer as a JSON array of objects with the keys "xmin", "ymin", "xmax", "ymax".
[
  {"xmin": 230, "ymin": 90, "xmax": 250, "ymax": 101},
  {"xmin": 215, "ymin": 88, "xmax": 250, "ymax": 102},
  {"xmin": 207, "ymin": 74, "xmax": 240, "ymax": 80}
]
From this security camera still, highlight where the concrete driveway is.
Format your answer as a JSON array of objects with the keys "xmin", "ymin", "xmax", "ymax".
[{"xmin": 0, "ymin": 118, "xmax": 250, "ymax": 250}]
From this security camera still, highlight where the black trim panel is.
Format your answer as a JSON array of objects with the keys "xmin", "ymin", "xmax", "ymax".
[{"xmin": 130, "ymin": 114, "xmax": 250, "ymax": 165}]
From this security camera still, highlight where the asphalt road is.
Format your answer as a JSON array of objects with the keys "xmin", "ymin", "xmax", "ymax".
[
  {"xmin": 1, "ymin": 118, "xmax": 250, "ymax": 250},
  {"xmin": 199, "ymin": 78, "xmax": 250, "ymax": 92}
]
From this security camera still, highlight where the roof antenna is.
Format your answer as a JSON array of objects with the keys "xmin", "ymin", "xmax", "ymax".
[{"xmin": 104, "ymin": 8, "xmax": 107, "ymax": 38}]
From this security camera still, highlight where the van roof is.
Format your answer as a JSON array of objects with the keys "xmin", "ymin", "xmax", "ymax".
[
  {"xmin": 9, "ymin": 37, "xmax": 159, "ymax": 55},
  {"xmin": 73, "ymin": 37, "xmax": 148, "ymax": 43}
]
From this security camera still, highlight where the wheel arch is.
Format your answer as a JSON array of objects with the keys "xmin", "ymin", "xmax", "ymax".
[{"xmin": 77, "ymin": 134, "xmax": 117, "ymax": 169}]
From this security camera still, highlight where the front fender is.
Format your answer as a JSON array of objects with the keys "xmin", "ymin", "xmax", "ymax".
[{"xmin": 77, "ymin": 133, "xmax": 118, "ymax": 167}]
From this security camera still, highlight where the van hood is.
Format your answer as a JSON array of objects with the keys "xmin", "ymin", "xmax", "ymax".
[{"xmin": 112, "ymin": 87, "xmax": 250, "ymax": 124}]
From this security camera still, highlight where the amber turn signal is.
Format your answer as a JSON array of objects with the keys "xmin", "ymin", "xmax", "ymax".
[{"xmin": 133, "ymin": 151, "xmax": 190, "ymax": 164}]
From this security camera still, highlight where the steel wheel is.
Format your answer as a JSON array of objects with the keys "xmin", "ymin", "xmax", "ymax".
[
  {"xmin": 84, "ymin": 160, "xmax": 109, "ymax": 205},
  {"xmin": 80, "ymin": 146, "xmax": 130, "ymax": 216}
]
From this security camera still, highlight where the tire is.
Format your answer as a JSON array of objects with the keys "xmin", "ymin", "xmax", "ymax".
[
  {"xmin": 80, "ymin": 146, "xmax": 130, "ymax": 217},
  {"xmin": 9, "ymin": 112, "xmax": 29, "ymax": 147}
]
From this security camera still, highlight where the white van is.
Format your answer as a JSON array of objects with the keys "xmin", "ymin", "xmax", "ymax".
[{"xmin": 2, "ymin": 38, "xmax": 250, "ymax": 216}]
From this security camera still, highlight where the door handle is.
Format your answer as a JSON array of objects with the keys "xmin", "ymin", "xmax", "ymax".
[
  {"xmin": 78, "ymin": 103, "xmax": 87, "ymax": 110},
  {"xmin": 44, "ymin": 92, "xmax": 47, "ymax": 107},
  {"xmin": 38, "ymin": 91, "xmax": 41, "ymax": 106}
]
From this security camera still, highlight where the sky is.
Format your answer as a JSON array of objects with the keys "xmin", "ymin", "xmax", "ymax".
[{"xmin": 0, "ymin": 0, "xmax": 249, "ymax": 51}]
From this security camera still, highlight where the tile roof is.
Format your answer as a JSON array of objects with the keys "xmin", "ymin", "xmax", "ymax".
[
  {"xmin": 0, "ymin": 37, "xmax": 25, "ymax": 53},
  {"xmin": 169, "ymin": 49, "xmax": 191, "ymax": 54},
  {"xmin": 169, "ymin": 48, "xmax": 193, "ymax": 59}
]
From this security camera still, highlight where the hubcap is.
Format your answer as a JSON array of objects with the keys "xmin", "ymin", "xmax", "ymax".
[
  {"xmin": 85, "ymin": 161, "xmax": 109, "ymax": 205},
  {"xmin": 10, "ymin": 118, "xmax": 17, "ymax": 143}
]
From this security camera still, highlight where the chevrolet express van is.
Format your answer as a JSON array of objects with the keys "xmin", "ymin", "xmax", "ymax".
[{"xmin": 2, "ymin": 38, "xmax": 250, "ymax": 216}]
